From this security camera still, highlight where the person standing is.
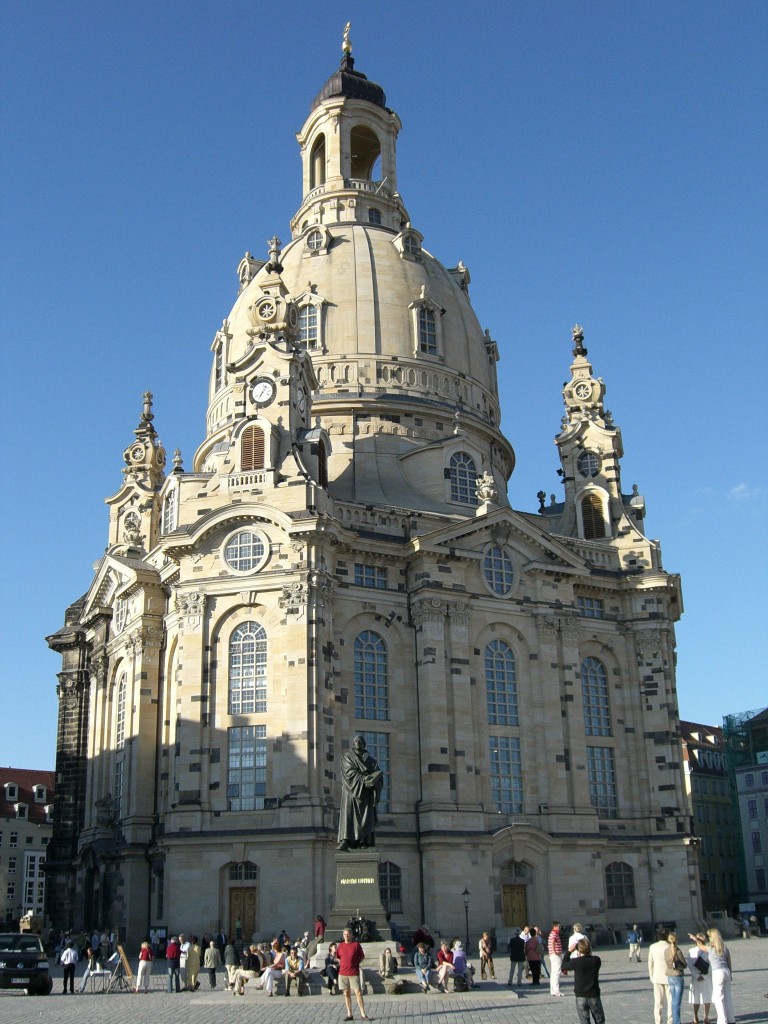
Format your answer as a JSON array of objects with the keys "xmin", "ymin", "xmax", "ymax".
[
  {"xmin": 548, "ymin": 921, "xmax": 564, "ymax": 996},
  {"xmin": 685, "ymin": 932, "xmax": 713, "ymax": 1024},
  {"xmin": 203, "ymin": 939, "xmax": 221, "ymax": 987},
  {"xmin": 508, "ymin": 928, "xmax": 526, "ymax": 987},
  {"xmin": 135, "ymin": 941, "xmax": 153, "ymax": 993},
  {"xmin": 479, "ymin": 931, "xmax": 495, "ymax": 979},
  {"xmin": 60, "ymin": 940, "xmax": 78, "ymax": 994},
  {"xmin": 648, "ymin": 927, "xmax": 673, "ymax": 1024},
  {"xmin": 186, "ymin": 936, "xmax": 201, "ymax": 991},
  {"xmin": 664, "ymin": 932, "xmax": 687, "ymax": 1024},
  {"xmin": 524, "ymin": 927, "xmax": 542, "ymax": 985},
  {"xmin": 337, "ymin": 926, "xmax": 371, "ymax": 1019},
  {"xmin": 179, "ymin": 933, "xmax": 189, "ymax": 989},
  {"xmin": 690, "ymin": 929, "xmax": 734, "ymax": 1024},
  {"xmin": 224, "ymin": 939, "xmax": 239, "ymax": 989},
  {"xmin": 569, "ymin": 922, "xmax": 588, "ymax": 957},
  {"xmin": 314, "ymin": 915, "xmax": 327, "ymax": 942},
  {"xmin": 566, "ymin": 938, "xmax": 605, "ymax": 1024},
  {"xmin": 627, "ymin": 923, "xmax": 642, "ymax": 962},
  {"xmin": 165, "ymin": 934, "xmax": 181, "ymax": 992}
]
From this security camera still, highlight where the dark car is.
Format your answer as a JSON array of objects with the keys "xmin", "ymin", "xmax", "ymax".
[{"xmin": 0, "ymin": 933, "xmax": 52, "ymax": 995}]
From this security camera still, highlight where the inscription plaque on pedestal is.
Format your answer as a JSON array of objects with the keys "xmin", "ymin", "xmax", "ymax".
[{"xmin": 328, "ymin": 850, "xmax": 386, "ymax": 934}]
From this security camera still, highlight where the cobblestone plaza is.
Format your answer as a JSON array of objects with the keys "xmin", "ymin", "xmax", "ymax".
[{"xmin": 1, "ymin": 940, "xmax": 765, "ymax": 1024}]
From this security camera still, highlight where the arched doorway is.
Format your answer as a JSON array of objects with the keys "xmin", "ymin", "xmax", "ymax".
[{"xmin": 227, "ymin": 861, "xmax": 258, "ymax": 941}]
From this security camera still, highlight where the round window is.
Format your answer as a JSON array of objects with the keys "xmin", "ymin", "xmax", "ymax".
[
  {"xmin": 577, "ymin": 451, "xmax": 600, "ymax": 477},
  {"xmin": 306, "ymin": 229, "xmax": 324, "ymax": 252},
  {"xmin": 483, "ymin": 545, "xmax": 514, "ymax": 596},
  {"xmin": 224, "ymin": 530, "xmax": 267, "ymax": 573}
]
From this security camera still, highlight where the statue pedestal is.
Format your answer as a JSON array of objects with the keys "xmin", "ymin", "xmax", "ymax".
[{"xmin": 328, "ymin": 850, "xmax": 386, "ymax": 934}]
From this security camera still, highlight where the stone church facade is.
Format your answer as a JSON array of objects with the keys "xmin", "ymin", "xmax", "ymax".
[{"xmin": 46, "ymin": 40, "xmax": 701, "ymax": 944}]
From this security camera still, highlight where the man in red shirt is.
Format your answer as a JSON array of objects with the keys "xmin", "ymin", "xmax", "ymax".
[
  {"xmin": 337, "ymin": 927, "xmax": 371, "ymax": 1021},
  {"xmin": 548, "ymin": 921, "xmax": 564, "ymax": 996}
]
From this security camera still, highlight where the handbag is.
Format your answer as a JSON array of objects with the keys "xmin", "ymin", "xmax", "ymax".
[{"xmin": 693, "ymin": 955, "xmax": 709, "ymax": 975}]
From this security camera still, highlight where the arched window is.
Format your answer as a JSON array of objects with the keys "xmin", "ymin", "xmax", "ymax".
[
  {"xmin": 229, "ymin": 861, "xmax": 258, "ymax": 881},
  {"xmin": 581, "ymin": 657, "xmax": 611, "ymax": 736},
  {"xmin": 350, "ymin": 125, "xmax": 381, "ymax": 180},
  {"xmin": 449, "ymin": 451, "xmax": 477, "ymax": 504},
  {"xmin": 484, "ymin": 546, "xmax": 514, "ymax": 595},
  {"xmin": 229, "ymin": 622, "xmax": 268, "ymax": 714},
  {"xmin": 378, "ymin": 861, "xmax": 402, "ymax": 913},
  {"xmin": 418, "ymin": 308, "xmax": 437, "ymax": 354},
  {"xmin": 115, "ymin": 673, "xmax": 127, "ymax": 751},
  {"xmin": 299, "ymin": 305, "xmax": 318, "ymax": 348},
  {"xmin": 581, "ymin": 493, "xmax": 606, "ymax": 539},
  {"xmin": 485, "ymin": 640, "xmax": 518, "ymax": 726},
  {"xmin": 241, "ymin": 426, "xmax": 265, "ymax": 471},
  {"xmin": 317, "ymin": 440, "xmax": 328, "ymax": 488},
  {"xmin": 354, "ymin": 631, "xmax": 388, "ymax": 720},
  {"xmin": 310, "ymin": 135, "xmax": 326, "ymax": 189},
  {"xmin": 162, "ymin": 492, "xmax": 177, "ymax": 534},
  {"xmin": 605, "ymin": 861, "xmax": 636, "ymax": 908}
]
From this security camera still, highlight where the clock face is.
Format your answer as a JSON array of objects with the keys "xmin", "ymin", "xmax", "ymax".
[
  {"xmin": 573, "ymin": 381, "xmax": 592, "ymax": 401},
  {"xmin": 297, "ymin": 387, "xmax": 307, "ymax": 415},
  {"xmin": 251, "ymin": 377, "xmax": 277, "ymax": 406},
  {"xmin": 287, "ymin": 304, "xmax": 299, "ymax": 330}
]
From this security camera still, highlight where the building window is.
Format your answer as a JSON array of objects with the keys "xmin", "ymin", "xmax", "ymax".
[
  {"xmin": 354, "ymin": 564, "xmax": 387, "ymax": 589},
  {"xmin": 162, "ymin": 492, "xmax": 177, "ymax": 534},
  {"xmin": 489, "ymin": 736, "xmax": 523, "ymax": 814},
  {"xmin": 228, "ymin": 621, "xmax": 268, "ymax": 714},
  {"xmin": 449, "ymin": 451, "xmax": 478, "ymax": 505},
  {"xmin": 227, "ymin": 726, "xmax": 267, "ymax": 811},
  {"xmin": 577, "ymin": 451, "xmax": 601, "ymax": 477},
  {"xmin": 368, "ymin": 208, "xmax": 382, "ymax": 225},
  {"xmin": 587, "ymin": 746, "xmax": 618, "ymax": 818},
  {"xmin": 485, "ymin": 640, "xmax": 518, "ymax": 726},
  {"xmin": 418, "ymin": 307, "xmax": 437, "ymax": 355},
  {"xmin": 360, "ymin": 731, "xmax": 390, "ymax": 812},
  {"xmin": 229, "ymin": 861, "xmax": 258, "ymax": 881},
  {"xmin": 299, "ymin": 304, "xmax": 318, "ymax": 348},
  {"xmin": 306, "ymin": 228, "xmax": 324, "ymax": 251},
  {"xmin": 114, "ymin": 759, "xmax": 124, "ymax": 820},
  {"xmin": 5, "ymin": 783, "xmax": 18, "ymax": 802},
  {"xmin": 757, "ymin": 867, "xmax": 766, "ymax": 890},
  {"xmin": 224, "ymin": 530, "xmax": 267, "ymax": 573},
  {"xmin": 6, "ymin": 883, "xmax": 14, "ymax": 900},
  {"xmin": 10, "ymin": 832, "xmax": 18, "ymax": 848},
  {"xmin": 748, "ymin": 798, "xmax": 758, "ymax": 820},
  {"xmin": 214, "ymin": 343, "xmax": 224, "ymax": 392},
  {"xmin": 23, "ymin": 852, "xmax": 45, "ymax": 914},
  {"xmin": 483, "ymin": 546, "xmax": 514, "ymax": 596},
  {"xmin": 15, "ymin": 804, "xmax": 27, "ymax": 820},
  {"xmin": 605, "ymin": 861, "xmax": 636, "ymax": 908},
  {"xmin": 752, "ymin": 831, "xmax": 762, "ymax": 853},
  {"xmin": 241, "ymin": 426, "xmax": 266, "ymax": 472},
  {"xmin": 354, "ymin": 631, "xmax": 388, "ymax": 721},
  {"xmin": 8, "ymin": 857, "xmax": 16, "ymax": 874},
  {"xmin": 762, "ymin": 770, "xmax": 768, "ymax": 786},
  {"xmin": 581, "ymin": 657, "xmax": 611, "ymax": 736},
  {"xmin": 577, "ymin": 596, "xmax": 604, "ymax": 619},
  {"xmin": 113, "ymin": 597, "xmax": 127, "ymax": 634},
  {"xmin": 378, "ymin": 861, "xmax": 402, "ymax": 913},
  {"xmin": 115, "ymin": 673, "xmax": 127, "ymax": 751},
  {"xmin": 745, "ymin": 773, "xmax": 755, "ymax": 787},
  {"xmin": 581, "ymin": 493, "xmax": 607, "ymax": 539},
  {"xmin": 33, "ymin": 785, "xmax": 46, "ymax": 804},
  {"xmin": 403, "ymin": 233, "xmax": 421, "ymax": 256}
]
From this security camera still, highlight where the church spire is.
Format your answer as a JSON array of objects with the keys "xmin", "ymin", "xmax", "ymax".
[{"xmin": 122, "ymin": 390, "xmax": 167, "ymax": 491}]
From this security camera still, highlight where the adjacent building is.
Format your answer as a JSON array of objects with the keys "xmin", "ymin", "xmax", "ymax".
[
  {"xmin": 724, "ymin": 707, "xmax": 768, "ymax": 924},
  {"xmin": 46, "ymin": 38, "xmax": 701, "ymax": 944},
  {"xmin": 680, "ymin": 722, "xmax": 741, "ymax": 916},
  {"xmin": 0, "ymin": 768, "xmax": 54, "ymax": 926}
]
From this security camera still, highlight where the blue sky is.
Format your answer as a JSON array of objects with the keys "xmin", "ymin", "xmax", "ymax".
[{"xmin": 1, "ymin": 1, "xmax": 765, "ymax": 770}]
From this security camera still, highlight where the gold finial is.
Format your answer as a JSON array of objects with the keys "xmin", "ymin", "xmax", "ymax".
[{"xmin": 342, "ymin": 22, "xmax": 352, "ymax": 55}]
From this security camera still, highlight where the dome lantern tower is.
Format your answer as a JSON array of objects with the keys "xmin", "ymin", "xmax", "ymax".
[{"xmin": 291, "ymin": 24, "xmax": 409, "ymax": 235}]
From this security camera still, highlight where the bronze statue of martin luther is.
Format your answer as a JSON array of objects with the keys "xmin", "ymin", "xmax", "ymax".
[{"xmin": 337, "ymin": 735, "xmax": 383, "ymax": 851}]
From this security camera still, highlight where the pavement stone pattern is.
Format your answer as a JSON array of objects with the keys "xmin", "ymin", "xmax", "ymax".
[{"xmin": 0, "ymin": 939, "xmax": 765, "ymax": 1024}]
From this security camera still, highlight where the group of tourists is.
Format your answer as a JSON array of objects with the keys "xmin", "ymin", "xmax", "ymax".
[{"xmin": 648, "ymin": 927, "xmax": 736, "ymax": 1024}]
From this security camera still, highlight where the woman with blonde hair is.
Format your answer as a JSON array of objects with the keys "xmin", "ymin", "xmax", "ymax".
[
  {"xmin": 685, "ymin": 931, "xmax": 712, "ymax": 1024},
  {"xmin": 663, "ymin": 932, "xmax": 687, "ymax": 1024},
  {"xmin": 135, "ymin": 940, "xmax": 153, "ymax": 993},
  {"xmin": 690, "ymin": 929, "xmax": 733, "ymax": 1024}
]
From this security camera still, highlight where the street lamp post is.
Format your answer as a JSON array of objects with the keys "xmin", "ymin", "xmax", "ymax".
[
  {"xmin": 462, "ymin": 888, "xmax": 470, "ymax": 951},
  {"xmin": 647, "ymin": 888, "xmax": 655, "ymax": 933}
]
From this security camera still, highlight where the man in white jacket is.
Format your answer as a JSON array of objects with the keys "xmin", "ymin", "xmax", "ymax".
[{"xmin": 647, "ymin": 927, "xmax": 673, "ymax": 1024}]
